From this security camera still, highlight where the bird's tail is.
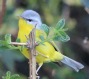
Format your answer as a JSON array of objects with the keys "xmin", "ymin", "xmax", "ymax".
[{"xmin": 61, "ymin": 56, "xmax": 84, "ymax": 72}]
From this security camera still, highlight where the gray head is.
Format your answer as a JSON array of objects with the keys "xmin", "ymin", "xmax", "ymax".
[{"xmin": 21, "ymin": 10, "xmax": 42, "ymax": 29}]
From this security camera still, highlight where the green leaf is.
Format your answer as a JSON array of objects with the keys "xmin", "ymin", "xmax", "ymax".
[
  {"xmin": 39, "ymin": 35, "xmax": 45, "ymax": 41},
  {"xmin": 2, "ymin": 71, "xmax": 21, "ymax": 79},
  {"xmin": 16, "ymin": 38, "xmax": 20, "ymax": 42},
  {"xmin": 0, "ymin": 34, "xmax": 11, "ymax": 47},
  {"xmin": 0, "ymin": 34, "xmax": 19, "ymax": 50},
  {"xmin": 5, "ymin": 34, "xmax": 11, "ymax": 44},
  {"xmin": 53, "ymin": 31, "xmax": 70, "ymax": 42},
  {"xmin": 2, "ymin": 71, "xmax": 11, "ymax": 79},
  {"xmin": 11, "ymin": 74, "xmax": 21, "ymax": 79},
  {"xmin": 6, "ymin": 71, "xmax": 11, "ymax": 79},
  {"xmin": 56, "ymin": 19, "xmax": 65, "ymax": 29},
  {"xmin": 40, "ymin": 24, "xmax": 50, "ymax": 36}
]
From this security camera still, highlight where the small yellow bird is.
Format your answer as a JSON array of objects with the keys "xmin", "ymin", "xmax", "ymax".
[{"xmin": 17, "ymin": 10, "xmax": 84, "ymax": 73}]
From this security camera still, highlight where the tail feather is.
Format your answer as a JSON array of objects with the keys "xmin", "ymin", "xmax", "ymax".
[{"xmin": 61, "ymin": 56, "xmax": 84, "ymax": 72}]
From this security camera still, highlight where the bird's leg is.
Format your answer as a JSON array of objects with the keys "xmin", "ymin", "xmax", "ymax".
[{"xmin": 36, "ymin": 64, "xmax": 42, "ymax": 75}]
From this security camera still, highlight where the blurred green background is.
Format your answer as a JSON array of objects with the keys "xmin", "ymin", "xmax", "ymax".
[{"xmin": 0, "ymin": 0, "xmax": 89, "ymax": 79}]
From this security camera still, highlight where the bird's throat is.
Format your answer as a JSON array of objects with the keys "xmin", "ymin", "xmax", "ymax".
[{"xmin": 18, "ymin": 18, "xmax": 34, "ymax": 42}]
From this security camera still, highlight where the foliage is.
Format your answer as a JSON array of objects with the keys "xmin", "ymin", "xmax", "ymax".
[
  {"xmin": 40, "ymin": 24, "xmax": 50, "ymax": 36},
  {"xmin": 40, "ymin": 19, "xmax": 70, "ymax": 43},
  {"xmin": 2, "ymin": 71, "xmax": 21, "ymax": 79},
  {"xmin": 0, "ymin": 34, "xmax": 19, "ymax": 49}
]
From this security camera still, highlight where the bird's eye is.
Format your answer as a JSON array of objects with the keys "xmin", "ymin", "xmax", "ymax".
[{"xmin": 28, "ymin": 19, "xmax": 32, "ymax": 22}]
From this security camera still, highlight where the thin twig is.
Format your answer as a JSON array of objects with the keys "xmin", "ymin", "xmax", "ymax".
[
  {"xmin": 0, "ymin": 0, "xmax": 6, "ymax": 27},
  {"xmin": 10, "ymin": 42, "xmax": 27, "ymax": 45},
  {"xmin": 10, "ymin": 42, "xmax": 38, "ymax": 46}
]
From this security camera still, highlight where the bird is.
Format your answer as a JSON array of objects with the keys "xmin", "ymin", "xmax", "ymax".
[{"xmin": 17, "ymin": 10, "xmax": 84, "ymax": 74}]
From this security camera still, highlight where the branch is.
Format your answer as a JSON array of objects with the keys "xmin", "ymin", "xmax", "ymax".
[
  {"xmin": 28, "ymin": 28, "xmax": 37, "ymax": 79},
  {"xmin": 0, "ymin": 0, "xmax": 6, "ymax": 27}
]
